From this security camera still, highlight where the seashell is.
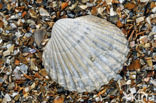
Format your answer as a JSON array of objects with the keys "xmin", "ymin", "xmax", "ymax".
[{"xmin": 42, "ymin": 15, "xmax": 129, "ymax": 92}]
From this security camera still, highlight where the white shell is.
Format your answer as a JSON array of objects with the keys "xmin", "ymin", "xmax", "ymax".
[{"xmin": 43, "ymin": 15, "xmax": 129, "ymax": 92}]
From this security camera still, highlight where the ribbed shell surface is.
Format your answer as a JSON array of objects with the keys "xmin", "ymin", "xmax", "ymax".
[{"xmin": 42, "ymin": 15, "xmax": 129, "ymax": 92}]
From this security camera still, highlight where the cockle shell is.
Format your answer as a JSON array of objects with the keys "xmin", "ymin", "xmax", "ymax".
[{"xmin": 42, "ymin": 15, "xmax": 129, "ymax": 92}]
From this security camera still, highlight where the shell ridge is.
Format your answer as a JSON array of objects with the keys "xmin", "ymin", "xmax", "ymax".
[
  {"xmin": 54, "ymin": 24, "xmax": 105, "ymax": 90},
  {"xmin": 53, "ymin": 29, "xmax": 86, "ymax": 91},
  {"xmin": 64, "ymin": 25, "xmax": 119, "ymax": 77},
  {"xmin": 51, "ymin": 38, "xmax": 77, "ymax": 90},
  {"xmin": 54, "ymin": 25, "xmax": 101, "ymax": 90},
  {"xmin": 85, "ymin": 24, "xmax": 127, "ymax": 46},
  {"xmin": 53, "ymin": 28, "xmax": 90, "ymax": 91},
  {"xmin": 75, "ymin": 30, "xmax": 121, "ymax": 78},
  {"xmin": 58, "ymin": 25, "xmax": 110, "ymax": 84},
  {"xmin": 81, "ymin": 21, "xmax": 127, "ymax": 46},
  {"xmin": 57, "ymin": 22, "xmax": 109, "ymax": 84},
  {"xmin": 76, "ymin": 19, "xmax": 125, "ymax": 38},
  {"xmin": 46, "ymin": 39, "xmax": 58, "ymax": 81},
  {"xmin": 52, "ymin": 38, "xmax": 67, "ymax": 87}
]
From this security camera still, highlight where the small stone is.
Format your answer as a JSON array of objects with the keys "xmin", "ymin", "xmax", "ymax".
[
  {"xmin": 69, "ymin": 1, "xmax": 78, "ymax": 10},
  {"xmin": 0, "ymin": 3, "xmax": 3, "ymax": 9},
  {"xmin": 53, "ymin": 96, "xmax": 64, "ymax": 103},
  {"xmin": 13, "ymin": 66, "xmax": 21, "ymax": 79},
  {"xmin": 0, "ymin": 20, "xmax": 4, "ymax": 28},
  {"xmin": 129, "ymin": 71, "xmax": 136, "ymax": 79},
  {"xmin": 130, "ymin": 41, "xmax": 135, "ymax": 48},
  {"xmin": 119, "ymin": 0, "xmax": 125, "ymax": 3},
  {"xmin": 109, "ymin": 16, "xmax": 119, "ymax": 24},
  {"xmin": 3, "ymin": 50, "xmax": 10, "ymax": 57},
  {"xmin": 139, "ymin": 36, "xmax": 148, "ymax": 44},
  {"xmin": 130, "ymin": 88, "xmax": 136, "ymax": 94},
  {"xmin": 34, "ymin": 29, "xmax": 46, "ymax": 47},
  {"xmin": 39, "ymin": 7, "xmax": 50, "ymax": 16},
  {"xmin": 125, "ymin": 2, "xmax": 136, "ymax": 10},
  {"xmin": 39, "ymin": 69, "xmax": 48, "ymax": 77},
  {"xmin": 52, "ymin": 1, "xmax": 57, "ymax": 8},
  {"xmin": 95, "ymin": 96, "xmax": 100, "ymax": 102},
  {"xmin": 140, "ymin": 0, "xmax": 149, "ymax": 2},
  {"xmin": 106, "ymin": 0, "xmax": 112, "ymax": 5},
  {"xmin": 24, "ymin": 87, "xmax": 30, "ymax": 92},
  {"xmin": 97, "ymin": 7, "xmax": 105, "ymax": 15},
  {"xmin": 11, "ymin": 92, "xmax": 18, "ymax": 98},
  {"xmin": 8, "ymin": 82, "xmax": 15, "ymax": 90},
  {"xmin": 117, "ymin": 20, "xmax": 123, "ymax": 27},
  {"xmin": 152, "ymin": 26, "xmax": 156, "ymax": 32},
  {"xmin": 61, "ymin": 2, "xmax": 68, "ymax": 10},
  {"xmin": 136, "ymin": 16, "xmax": 145, "ymax": 23},
  {"xmin": 0, "ymin": 38, "xmax": 2, "ymax": 44},
  {"xmin": 144, "ymin": 77, "xmax": 150, "ymax": 82},
  {"xmin": 152, "ymin": 7, "xmax": 156, "ymax": 13},
  {"xmin": 4, "ymin": 94, "xmax": 11, "ymax": 102},
  {"xmin": 20, "ymin": 64, "xmax": 28, "ymax": 74},
  {"xmin": 29, "ymin": 9, "xmax": 37, "ymax": 18},
  {"xmin": 10, "ymin": 23, "xmax": 17, "ymax": 29},
  {"xmin": 81, "ymin": 0, "xmax": 89, "ymax": 3},
  {"xmin": 110, "ymin": 7, "xmax": 117, "ymax": 16},
  {"xmin": 152, "ymin": 42, "xmax": 156, "ymax": 47},
  {"xmin": 8, "ymin": 44, "xmax": 14, "ymax": 53},
  {"xmin": 144, "ymin": 43, "xmax": 150, "ymax": 48},
  {"xmin": 30, "ymin": 82, "xmax": 36, "ymax": 89},
  {"xmin": 145, "ymin": 57, "xmax": 153, "ymax": 67},
  {"xmin": 79, "ymin": 5, "xmax": 88, "ymax": 10},
  {"xmin": 128, "ymin": 59, "xmax": 141, "ymax": 70},
  {"xmin": 91, "ymin": 7, "xmax": 97, "ymax": 15},
  {"xmin": 14, "ymin": 94, "xmax": 20, "ymax": 101},
  {"xmin": 150, "ymin": 79, "xmax": 156, "ymax": 87}
]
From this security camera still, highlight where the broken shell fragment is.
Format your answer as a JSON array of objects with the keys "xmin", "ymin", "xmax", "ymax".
[{"xmin": 42, "ymin": 15, "xmax": 129, "ymax": 92}]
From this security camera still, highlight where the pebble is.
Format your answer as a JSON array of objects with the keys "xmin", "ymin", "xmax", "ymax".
[
  {"xmin": 140, "ymin": 0, "xmax": 149, "ymax": 2},
  {"xmin": 69, "ymin": 1, "xmax": 78, "ymax": 10},
  {"xmin": 34, "ymin": 29, "xmax": 46, "ymax": 47},
  {"xmin": 3, "ymin": 94, "xmax": 11, "ymax": 102},
  {"xmin": 97, "ymin": 7, "xmax": 105, "ymax": 15},
  {"xmin": 130, "ymin": 88, "xmax": 136, "ymax": 94},
  {"xmin": 8, "ymin": 82, "xmax": 15, "ymax": 90},
  {"xmin": 79, "ymin": 5, "xmax": 88, "ymax": 10},
  {"xmin": 136, "ymin": 16, "xmax": 145, "ymax": 23},
  {"xmin": 95, "ymin": 96, "xmax": 100, "ymax": 102},
  {"xmin": 10, "ymin": 23, "xmax": 17, "ymax": 29},
  {"xmin": 119, "ymin": 0, "xmax": 125, "ymax": 3},
  {"xmin": 145, "ymin": 57, "xmax": 153, "ymax": 67},
  {"xmin": 106, "ymin": 0, "xmax": 112, "ymax": 5},
  {"xmin": 139, "ymin": 36, "xmax": 148, "ymax": 44},
  {"xmin": 110, "ymin": 7, "xmax": 117, "ymax": 16},
  {"xmin": 152, "ymin": 7, "xmax": 156, "ymax": 13},
  {"xmin": 152, "ymin": 26, "xmax": 156, "ymax": 32},
  {"xmin": 3, "ymin": 50, "xmax": 10, "ymax": 57},
  {"xmin": 11, "ymin": 92, "xmax": 18, "ymax": 98},
  {"xmin": 81, "ymin": 0, "xmax": 89, "ymax": 3},
  {"xmin": 20, "ymin": 64, "xmax": 28, "ymax": 74},
  {"xmin": 39, "ymin": 7, "xmax": 50, "ymax": 16},
  {"xmin": 150, "ymin": 79, "xmax": 156, "ymax": 87},
  {"xmin": 13, "ymin": 66, "xmax": 21, "ymax": 79},
  {"xmin": 144, "ymin": 43, "xmax": 150, "ymax": 48},
  {"xmin": 130, "ymin": 41, "xmax": 135, "ymax": 48},
  {"xmin": 0, "ymin": 77, "xmax": 4, "ymax": 83},
  {"xmin": 0, "ymin": 38, "xmax": 2, "ymax": 44}
]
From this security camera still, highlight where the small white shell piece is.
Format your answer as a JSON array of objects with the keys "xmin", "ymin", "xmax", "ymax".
[{"xmin": 43, "ymin": 15, "xmax": 129, "ymax": 92}]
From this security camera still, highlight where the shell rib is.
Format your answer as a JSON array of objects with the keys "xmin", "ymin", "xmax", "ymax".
[{"xmin": 42, "ymin": 15, "xmax": 129, "ymax": 92}]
